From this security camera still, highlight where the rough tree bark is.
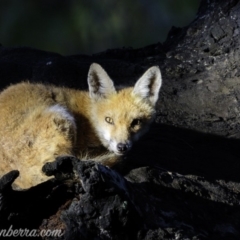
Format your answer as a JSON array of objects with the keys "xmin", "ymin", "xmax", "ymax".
[
  {"xmin": 159, "ymin": 0, "xmax": 240, "ymax": 137},
  {"xmin": 0, "ymin": 0, "xmax": 240, "ymax": 239}
]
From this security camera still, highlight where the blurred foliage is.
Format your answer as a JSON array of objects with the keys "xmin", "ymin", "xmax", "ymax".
[{"xmin": 0, "ymin": 0, "xmax": 200, "ymax": 55}]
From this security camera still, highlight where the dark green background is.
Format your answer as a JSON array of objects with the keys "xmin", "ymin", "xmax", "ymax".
[{"xmin": 0, "ymin": 0, "xmax": 200, "ymax": 55}]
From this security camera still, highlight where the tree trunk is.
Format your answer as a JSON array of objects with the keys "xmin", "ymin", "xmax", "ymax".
[{"xmin": 158, "ymin": 0, "xmax": 240, "ymax": 137}]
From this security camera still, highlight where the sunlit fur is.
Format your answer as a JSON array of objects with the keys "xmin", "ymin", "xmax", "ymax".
[
  {"xmin": 90, "ymin": 88, "xmax": 155, "ymax": 154},
  {"xmin": 0, "ymin": 63, "xmax": 162, "ymax": 189}
]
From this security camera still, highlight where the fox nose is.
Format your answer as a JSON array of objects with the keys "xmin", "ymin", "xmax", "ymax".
[{"xmin": 117, "ymin": 143, "xmax": 129, "ymax": 153}]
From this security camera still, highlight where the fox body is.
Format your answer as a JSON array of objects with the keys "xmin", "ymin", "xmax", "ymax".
[{"xmin": 0, "ymin": 63, "xmax": 162, "ymax": 189}]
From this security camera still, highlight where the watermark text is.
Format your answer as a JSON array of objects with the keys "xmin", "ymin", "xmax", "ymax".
[{"xmin": 0, "ymin": 225, "xmax": 64, "ymax": 238}]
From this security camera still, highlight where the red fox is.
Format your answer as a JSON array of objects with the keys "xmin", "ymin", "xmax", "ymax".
[{"xmin": 0, "ymin": 63, "xmax": 162, "ymax": 189}]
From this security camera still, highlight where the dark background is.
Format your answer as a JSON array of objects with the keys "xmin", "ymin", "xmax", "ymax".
[{"xmin": 0, "ymin": 0, "xmax": 200, "ymax": 55}]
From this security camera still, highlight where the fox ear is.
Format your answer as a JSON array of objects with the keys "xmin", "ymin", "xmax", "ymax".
[
  {"xmin": 88, "ymin": 63, "xmax": 116, "ymax": 100},
  {"xmin": 132, "ymin": 66, "xmax": 162, "ymax": 106}
]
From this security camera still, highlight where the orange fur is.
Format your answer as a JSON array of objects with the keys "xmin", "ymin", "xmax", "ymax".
[{"xmin": 0, "ymin": 63, "xmax": 162, "ymax": 189}]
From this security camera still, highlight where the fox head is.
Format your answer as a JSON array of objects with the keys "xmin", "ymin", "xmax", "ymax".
[{"xmin": 88, "ymin": 63, "xmax": 162, "ymax": 156}]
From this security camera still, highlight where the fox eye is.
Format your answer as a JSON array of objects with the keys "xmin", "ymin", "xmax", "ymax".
[
  {"xmin": 105, "ymin": 117, "xmax": 114, "ymax": 124},
  {"xmin": 131, "ymin": 118, "xmax": 142, "ymax": 128}
]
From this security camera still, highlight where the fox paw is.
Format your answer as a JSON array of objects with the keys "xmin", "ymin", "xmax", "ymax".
[
  {"xmin": 42, "ymin": 155, "xmax": 79, "ymax": 181},
  {"xmin": 0, "ymin": 170, "xmax": 19, "ymax": 192},
  {"xmin": 0, "ymin": 170, "xmax": 19, "ymax": 224}
]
